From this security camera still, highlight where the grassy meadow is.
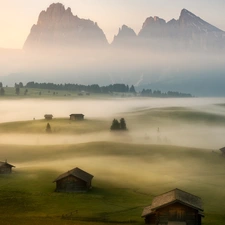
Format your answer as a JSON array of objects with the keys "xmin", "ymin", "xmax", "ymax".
[{"xmin": 0, "ymin": 99, "xmax": 225, "ymax": 224}]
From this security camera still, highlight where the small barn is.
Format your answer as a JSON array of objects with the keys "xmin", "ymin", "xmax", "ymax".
[
  {"xmin": 53, "ymin": 167, "xmax": 93, "ymax": 192},
  {"xmin": 0, "ymin": 161, "xmax": 15, "ymax": 174},
  {"xmin": 70, "ymin": 114, "xmax": 84, "ymax": 120},
  {"xmin": 44, "ymin": 114, "xmax": 53, "ymax": 120},
  {"xmin": 219, "ymin": 147, "xmax": 225, "ymax": 156},
  {"xmin": 142, "ymin": 189, "xmax": 204, "ymax": 225}
]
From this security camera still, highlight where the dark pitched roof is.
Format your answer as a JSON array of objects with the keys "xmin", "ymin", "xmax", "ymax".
[
  {"xmin": 70, "ymin": 114, "xmax": 84, "ymax": 116},
  {"xmin": 0, "ymin": 161, "xmax": 15, "ymax": 168},
  {"xmin": 142, "ymin": 189, "xmax": 203, "ymax": 217},
  {"xmin": 53, "ymin": 167, "xmax": 93, "ymax": 183},
  {"xmin": 220, "ymin": 147, "xmax": 225, "ymax": 153}
]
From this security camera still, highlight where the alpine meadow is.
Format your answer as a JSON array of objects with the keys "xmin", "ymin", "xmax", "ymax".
[{"xmin": 1, "ymin": 1, "xmax": 225, "ymax": 225}]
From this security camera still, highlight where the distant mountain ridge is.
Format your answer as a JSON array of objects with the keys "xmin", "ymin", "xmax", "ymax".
[
  {"xmin": 23, "ymin": 4, "xmax": 225, "ymax": 51},
  {"xmin": 23, "ymin": 3, "xmax": 108, "ymax": 50}
]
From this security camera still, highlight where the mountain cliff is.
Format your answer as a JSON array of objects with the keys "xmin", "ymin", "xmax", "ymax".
[
  {"xmin": 112, "ymin": 25, "xmax": 137, "ymax": 47},
  {"xmin": 23, "ymin": 3, "xmax": 108, "ymax": 51},
  {"xmin": 138, "ymin": 8, "xmax": 225, "ymax": 50}
]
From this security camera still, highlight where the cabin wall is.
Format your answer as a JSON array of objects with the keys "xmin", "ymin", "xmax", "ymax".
[
  {"xmin": 145, "ymin": 203, "xmax": 201, "ymax": 225},
  {"xmin": 0, "ymin": 166, "xmax": 12, "ymax": 174},
  {"xmin": 55, "ymin": 175, "xmax": 89, "ymax": 192},
  {"xmin": 70, "ymin": 115, "xmax": 84, "ymax": 120}
]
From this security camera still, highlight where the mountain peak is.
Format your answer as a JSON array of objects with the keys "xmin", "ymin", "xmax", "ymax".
[
  {"xmin": 179, "ymin": 8, "xmax": 197, "ymax": 20},
  {"xmin": 23, "ymin": 2, "xmax": 108, "ymax": 50},
  {"xmin": 112, "ymin": 24, "xmax": 137, "ymax": 46}
]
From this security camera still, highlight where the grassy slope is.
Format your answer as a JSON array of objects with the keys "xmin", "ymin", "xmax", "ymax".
[
  {"xmin": 0, "ymin": 118, "xmax": 109, "ymax": 134},
  {"xmin": 0, "ymin": 106, "xmax": 225, "ymax": 224},
  {"xmin": 0, "ymin": 142, "xmax": 225, "ymax": 224}
]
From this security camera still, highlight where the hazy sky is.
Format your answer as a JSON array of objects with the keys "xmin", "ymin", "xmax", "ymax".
[{"xmin": 1, "ymin": 0, "xmax": 225, "ymax": 49}]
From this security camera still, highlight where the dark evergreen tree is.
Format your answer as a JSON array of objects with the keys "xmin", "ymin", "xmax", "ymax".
[
  {"xmin": 46, "ymin": 123, "xmax": 52, "ymax": 133},
  {"xmin": 19, "ymin": 82, "xmax": 23, "ymax": 88},
  {"xmin": 110, "ymin": 119, "xmax": 120, "ymax": 130},
  {"xmin": 0, "ymin": 87, "xmax": 5, "ymax": 96},
  {"xmin": 0, "ymin": 82, "xmax": 2, "ymax": 88},
  {"xmin": 120, "ymin": 118, "xmax": 127, "ymax": 130},
  {"xmin": 15, "ymin": 85, "xmax": 20, "ymax": 95},
  {"xmin": 129, "ymin": 85, "xmax": 136, "ymax": 93}
]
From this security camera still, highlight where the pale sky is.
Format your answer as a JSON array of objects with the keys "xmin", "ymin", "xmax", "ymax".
[{"xmin": 1, "ymin": 0, "xmax": 225, "ymax": 49}]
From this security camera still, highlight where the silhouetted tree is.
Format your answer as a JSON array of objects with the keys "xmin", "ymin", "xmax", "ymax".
[
  {"xmin": 24, "ymin": 89, "xmax": 28, "ymax": 95},
  {"xmin": 120, "ymin": 118, "xmax": 127, "ymax": 130},
  {"xmin": 0, "ymin": 87, "xmax": 5, "ymax": 96},
  {"xmin": 110, "ymin": 118, "xmax": 128, "ymax": 131},
  {"xmin": 15, "ymin": 84, "xmax": 20, "ymax": 95},
  {"xmin": 19, "ymin": 82, "xmax": 23, "ymax": 88},
  {"xmin": 0, "ymin": 82, "xmax": 2, "ymax": 88},
  {"xmin": 129, "ymin": 85, "xmax": 136, "ymax": 93},
  {"xmin": 46, "ymin": 123, "xmax": 52, "ymax": 133},
  {"xmin": 110, "ymin": 119, "xmax": 120, "ymax": 130}
]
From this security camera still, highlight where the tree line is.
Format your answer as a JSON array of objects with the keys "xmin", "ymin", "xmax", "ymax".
[
  {"xmin": 141, "ymin": 89, "xmax": 192, "ymax": 97},
  {"xmin": 25, "ymin": 82, "xmax": 136, "ymax": 94}
]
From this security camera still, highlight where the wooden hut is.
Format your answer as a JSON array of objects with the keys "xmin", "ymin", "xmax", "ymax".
[
  {"xmin": 142, "ymin": 189, "xmax": 204, "ymax": 225},
  {"xmin": 53, "ymin": 167, "xmax": 93, "ymax": 192},
  {"xmin": 219, "ymin": 147, "xmax": 225, "ymax": 156},
  {"xmin": 0, "ymin": 161, "xmax": 15, "ymax": 174},
  {"xmin": 44, "ymin": 114, "xmax": 53, "ymax": 120},
  {"xmin": 70, "ymin": 114, "xmax": 84, "ymax": 120}
]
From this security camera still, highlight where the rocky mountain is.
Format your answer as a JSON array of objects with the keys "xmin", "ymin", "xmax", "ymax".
[
  {"xmin": 112, "ymin": 25, "xmax": 137, "ymax": 47},
  {"xmin": 23, "ymin": 3, "xmax": 108, "ymax": 51},
  {"xmin": 138, "ymin": 8, "xmax": 225, "ymax": 50}
]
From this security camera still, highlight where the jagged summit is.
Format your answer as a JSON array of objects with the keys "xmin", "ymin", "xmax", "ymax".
[
  {"xmin": 23, "ymin": 5, "xmax": 225, "ymax": 52},
  {"xmin": 112, "ymin": 24, "xmax": 137, "ymax": 46},
  {"xmin": 23, "ymin": 2, "xmax": 108, "ymax": 51},
  {"xmin": 137, "ymin": 8, "xmax": 225, "ymax": 50}
]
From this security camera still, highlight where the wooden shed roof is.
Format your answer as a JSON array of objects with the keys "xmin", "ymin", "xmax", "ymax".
[
  {"xmin": 0, "ymin": 161, "xmax": 15, "ymax": 168},
  {"xmin": 142, "ymin": 189, "xmax": 203, "ymax": 217},
  {"xmin": 53, "ymin": 167, "xmax": 93, "ymax": 183}
]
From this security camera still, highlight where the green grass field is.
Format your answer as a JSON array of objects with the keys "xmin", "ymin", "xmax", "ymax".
[
  {"xmin": 0, "ymin": 142, "xmax": 225, "ymax": 225},
  {"xmin": 0, "ymin": 105, "xmax": 225, "ymax": 224}
]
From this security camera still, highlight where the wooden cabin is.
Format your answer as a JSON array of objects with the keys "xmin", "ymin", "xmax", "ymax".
[
  {"xmin": 219, "ymin": 147, "xmax": 225, "ymax": 156},
  {"xmin": 0, "ymin": 161, "xmax": 15, "ymax": 174},
  {"xmin": 44, "ymin": 114, "xmax": 53, "ymax": 120},
  {"xmin": 70, "ymin": 114, "xmax": 84, "ymax": 120},
  {"xmin": 53, "ymin": 167, "xmax": 93, "ymax": 192},
  {"xmin": 142, "ymin": 189, "xmax": 204, "ymax": 225}
]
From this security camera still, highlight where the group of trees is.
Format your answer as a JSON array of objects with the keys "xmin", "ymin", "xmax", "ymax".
[
  {"xmin": 110, "ymin": 118, "xmax": 127, "ymax": 131},
  {"xmin": 141, "ymin": 89, "xmax": 192, "ymax": 97},
  {"xmin": 25, "ymin": 82, "xmax": 136, "ymax": 94}
]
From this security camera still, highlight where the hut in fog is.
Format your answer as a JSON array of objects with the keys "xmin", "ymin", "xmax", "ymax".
[
  {"xmin": 0, "ymin": 161, "xmax": 15, "ymax": 174},
  {"xmin": 53, "ymin": 167, "xmax": 93, "ymax": 192},
  {"xmin": 70, "ymin": 114, "xmax": 84, "ymax": 120},
  {"xmin": 219, "ymin": 147, "xmax": 225, "ymax": 156},
  {"xmin": 142, "ymin": 188, "xmax": 204, "ymax": 225},
  {"xmin": 44, "ymin": 114, "xmax": 53, "ymax": 120}
]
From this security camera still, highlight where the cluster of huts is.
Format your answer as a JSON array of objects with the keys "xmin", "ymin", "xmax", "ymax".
[
  {"xmin": 4, "ymin": 143, "xmax": 225, "ymax": 224},
  {"xmin": 3, "ymin": 146, "xmax": 225, "ymax": 224},
  {"xmin": 0, "ymin": 159, "xmax": 205, "ymax": 224},
  {"xmin": 44, "ymin": 114, "xmax": 85, "ymax": 120}
]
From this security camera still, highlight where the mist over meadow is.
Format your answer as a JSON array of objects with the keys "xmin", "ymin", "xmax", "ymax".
[{"xmin": 0, "ymin": 97, "xmax": 224, "ymax": 150}]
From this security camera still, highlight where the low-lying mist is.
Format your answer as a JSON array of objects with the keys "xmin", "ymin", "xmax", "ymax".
[{"xmin": 0, "ymin": 97, "xmax": 224, "ymax": 150}]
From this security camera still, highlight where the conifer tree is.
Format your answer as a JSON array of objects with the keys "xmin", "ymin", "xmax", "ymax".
[{"xmin": 46, "ymin": 123, "xmax": 52, "ymax": 133}]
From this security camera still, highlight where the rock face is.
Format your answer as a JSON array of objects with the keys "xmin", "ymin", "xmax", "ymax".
[
  {"xmin": 24, "ymin": 5, "xmax": 225, "ymax": 52},
  {"xmin": 23, "ymin": 3, "xmax": 108, "ymax": 51},
  {"xmin": 112, "ymin": 25, "xmax": 137, "ymax": 46},
  {"xmin": 138, "ymin": 8, "xmax": 225, "ymax": 50}
]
